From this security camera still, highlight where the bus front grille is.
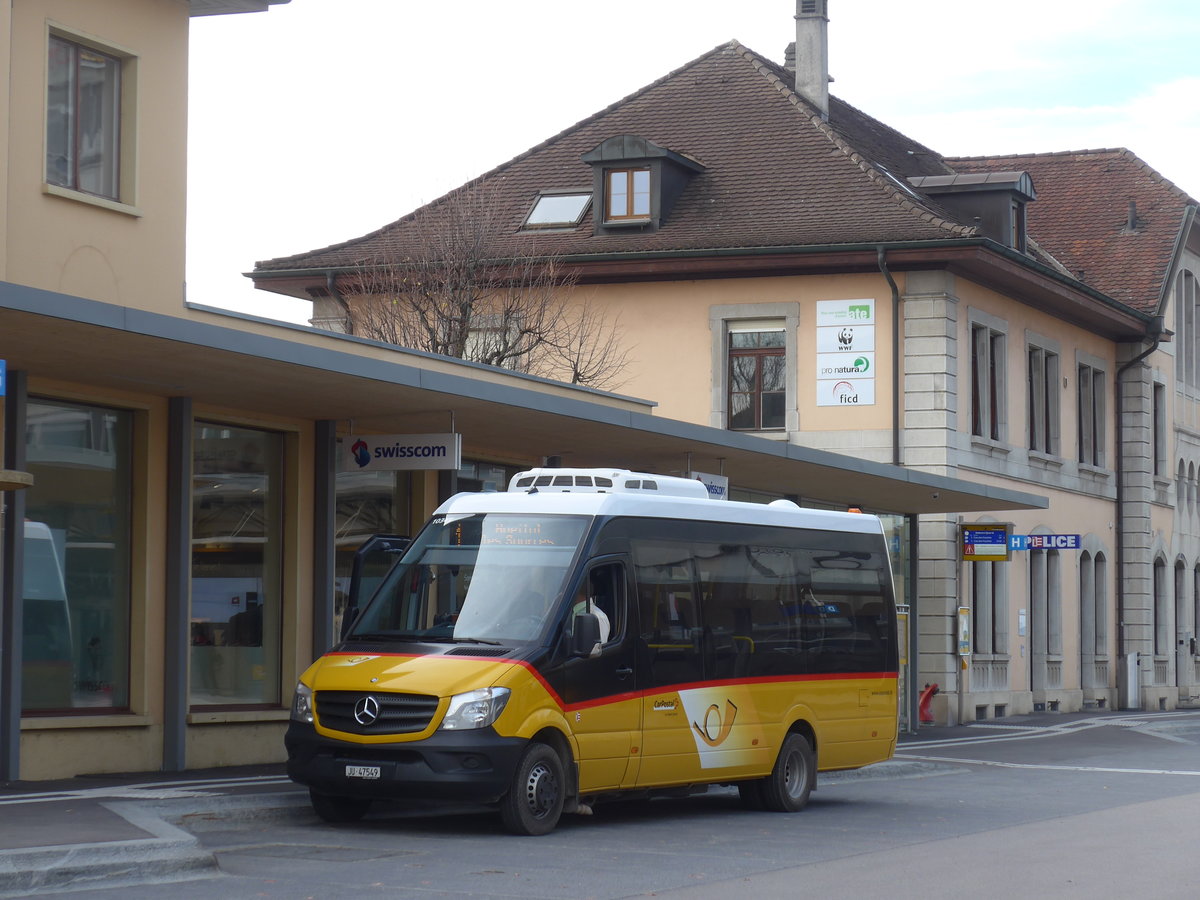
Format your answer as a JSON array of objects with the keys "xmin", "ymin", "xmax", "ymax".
[{"xmin": 316, "ymin": 690, "xmax": 440, "ymax": 735}]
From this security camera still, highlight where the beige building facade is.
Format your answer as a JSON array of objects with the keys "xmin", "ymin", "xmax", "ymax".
[
  {"xmin": 253, "ymin": 4, "xmax": 1200, "ymax": 725},
  {"xmin": 1, "ymin": 1, "xmax": 1035, "ymax": 781}
]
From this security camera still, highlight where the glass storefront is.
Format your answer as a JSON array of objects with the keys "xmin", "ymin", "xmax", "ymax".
[
  {"xmin": 22, "ymin": 398, "xmax": 132, "ymax": 713},
  {"xmin": 190, "ymin": 423, "xmax": 282, "ymax": 707},
  {"xmin": 333, "ymin": 470, "xmax": 412, "ymax": 636}
]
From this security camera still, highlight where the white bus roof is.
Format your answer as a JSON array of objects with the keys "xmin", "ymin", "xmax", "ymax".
[{"xmin": 434, "ymin": 468, "xmax": 885, "ymax": 536}]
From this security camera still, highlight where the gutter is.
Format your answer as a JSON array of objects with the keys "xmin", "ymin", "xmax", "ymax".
[{"xmin": 253, "ymin": 238, "xmax": 1155, "ymax": 330}]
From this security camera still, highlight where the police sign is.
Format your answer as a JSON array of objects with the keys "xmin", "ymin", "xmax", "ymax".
[{"xmin": 1010, "ymin": 534, "xmax": 1081, "ymax": 551}]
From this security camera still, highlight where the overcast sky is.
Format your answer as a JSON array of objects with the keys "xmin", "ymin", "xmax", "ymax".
[{"xmin": 186, "ymin": 0, "xmax": 1200, "ymax": 324}]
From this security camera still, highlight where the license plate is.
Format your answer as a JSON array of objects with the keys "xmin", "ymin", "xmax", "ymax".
[{"xmin": 345, "ymin": 765, "xmax": 381, "ymax": 780}]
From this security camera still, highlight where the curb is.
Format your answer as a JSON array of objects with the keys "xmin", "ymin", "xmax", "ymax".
[{"xmin": 0, "ymin": 793, "xmax": 310, "ymax": 897}]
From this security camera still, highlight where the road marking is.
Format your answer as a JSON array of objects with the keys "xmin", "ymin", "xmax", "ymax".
[
  {"xmin": 895, "ymin": 754, "xmax": 1200, "ymax": 777},
  {"xmin": 0, "ymin": 774, "xmax": 293, "ymax": 805},
  {"xmin": 902, "ymin": 712, "xmax": 1200, "ymax": 751}
]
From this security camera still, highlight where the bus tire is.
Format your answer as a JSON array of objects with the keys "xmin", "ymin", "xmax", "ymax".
[
  {"xmin": 500, "ymin": 742, "xmax": 565, "ymax": 836},
  {"xmin": 309, "ymin": 789, "xmax": 372, "ymax": 823},
  {"xmin": 759, "ymin": 732, "xmax": 814, "ymax": 813}
]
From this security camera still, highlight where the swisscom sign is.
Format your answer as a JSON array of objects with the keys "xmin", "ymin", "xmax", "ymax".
[{"xmin": 341, "ymin": 433, "xmax": 462, "ymax": 472}]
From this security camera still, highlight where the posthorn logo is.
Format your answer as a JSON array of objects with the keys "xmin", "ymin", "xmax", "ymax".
[{"xmin": 351, "ymin": 439, "xmax": 371, "ymax": 468}]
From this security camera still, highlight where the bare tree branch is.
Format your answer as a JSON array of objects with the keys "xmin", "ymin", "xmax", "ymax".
[{"xmin": 331, "ymin": 180, "xmax": 629, "ymax": 389}]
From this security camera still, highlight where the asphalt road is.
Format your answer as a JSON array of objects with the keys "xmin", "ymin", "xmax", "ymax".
[{"xmin": 31, "ymin": 710, "xmax": 1200, "ymax": 899}]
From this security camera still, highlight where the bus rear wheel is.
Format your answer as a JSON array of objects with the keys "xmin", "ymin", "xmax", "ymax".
[
  {"xmin": 500, "ymin": 742, "xmax": 565, "ymax": 836},
  {"xmin": 758, "ymin": 733, "xmax": 814, "ymax": 812}
]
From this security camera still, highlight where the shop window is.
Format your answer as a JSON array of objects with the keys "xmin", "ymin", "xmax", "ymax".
[
  {"xmin": 190, "ymin": 423, "xmax": 283, "ymax": 707},
  {"xmin": 333, "ymin": 470, "xmax": 412, "ymax": 637},
  {"xmin": 23, "ymin": 398, "xmax": 132, "ymax": 714}
]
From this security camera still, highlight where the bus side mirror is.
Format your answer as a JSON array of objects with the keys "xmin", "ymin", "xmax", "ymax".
[{"xmin": 572, "ymin": 613, "xmax": 601, "ymax": 658}]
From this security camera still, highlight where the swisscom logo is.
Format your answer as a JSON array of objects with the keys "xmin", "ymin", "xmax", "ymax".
[{"xmin": 351, "ymin": 439, "xmax": 371, "ymax": 468}]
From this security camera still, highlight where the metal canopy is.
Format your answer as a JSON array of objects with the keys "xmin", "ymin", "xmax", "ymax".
[{"xmin": 0, "ymin": 282, "xmax": 1045, "ymax": 516}]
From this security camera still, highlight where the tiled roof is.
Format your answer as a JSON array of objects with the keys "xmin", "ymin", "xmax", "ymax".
[
  {"xmin": 254, "ymin": 41, "xmax": 975, "ymax": 274},
  {"xmin": 948, "ymin": 149, "xmax": 1195, "ymax": 314},
  {"xmin": 254, "ymin": 41, "xmax": 1192, "ymax": 321}
]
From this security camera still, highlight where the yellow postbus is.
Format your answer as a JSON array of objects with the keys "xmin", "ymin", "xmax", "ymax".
[{"xmin": 286, "ymin": 468, "xmax": 899, "ymax": 834}]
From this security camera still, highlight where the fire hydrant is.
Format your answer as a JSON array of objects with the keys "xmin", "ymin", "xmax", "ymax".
[{"xmin": 918, "ymin": 683, "xmax": 939, "ymax": 724}]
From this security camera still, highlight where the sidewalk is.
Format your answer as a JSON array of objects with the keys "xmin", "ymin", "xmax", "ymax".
[{"xmin": 0, "ymin": 764, "xmax": 307, "ymax": 897}]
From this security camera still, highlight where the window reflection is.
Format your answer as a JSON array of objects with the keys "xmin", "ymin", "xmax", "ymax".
[
  {"xmin": 23, "ymin": 399, "xmax": 132, "ymax": 713},
  {"xmin": 190, "ymin": 424, "xmax": 282, "ymax": 706}
]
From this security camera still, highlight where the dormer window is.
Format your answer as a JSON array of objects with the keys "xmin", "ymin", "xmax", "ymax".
[
  {"xmin": 582, "ymin": 135, "xmax": 705, "ymax": 235},
  {"xmin": 606, "ymin": 168, "xmax": 650, "ymax": 221},
  {"xmin": 909, "ymin": 171, "xmax": 1036, "ymax": 253},
  {"xmin": 523, "ymin": 191, "xmax": 590, "ymax": 229}
]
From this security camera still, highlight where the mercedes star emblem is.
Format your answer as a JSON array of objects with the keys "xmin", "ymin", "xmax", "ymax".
[{"xmin": 353, "ymin": 695, "xmax": 381, "ymax": 726}]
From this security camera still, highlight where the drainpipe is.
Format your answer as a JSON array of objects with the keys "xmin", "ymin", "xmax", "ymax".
[
  {"xmin": 1114, "ymin": 315, "xmax": 1166, "ymax": 676},
  {"xmin": 877, "ymin": 246, "xmax": 902, "ymax": 466}
]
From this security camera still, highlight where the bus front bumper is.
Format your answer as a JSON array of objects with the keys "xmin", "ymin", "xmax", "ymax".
[{"xmin": 284, "ymin": 721, "xmax": 525, "ymax": 803}]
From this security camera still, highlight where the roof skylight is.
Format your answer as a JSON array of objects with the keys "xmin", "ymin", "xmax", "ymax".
[{"xmin": 524, "ymin": 192, "xmax": 591, "ymax": 228}]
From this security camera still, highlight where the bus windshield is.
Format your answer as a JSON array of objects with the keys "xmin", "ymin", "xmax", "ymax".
[{"xmin": 348, "ymin": 513, "xmax": 589, "ymax": 645}]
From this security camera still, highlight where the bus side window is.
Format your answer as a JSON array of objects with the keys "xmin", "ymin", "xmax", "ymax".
[{"xmin": 572, "ymin": 562, "xmax": 624, "ymax": 647}]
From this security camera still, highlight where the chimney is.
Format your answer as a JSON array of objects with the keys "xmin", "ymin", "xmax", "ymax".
[{"xmin": 794, "ymin": 0, "xmax": 830, "ymax": 119}]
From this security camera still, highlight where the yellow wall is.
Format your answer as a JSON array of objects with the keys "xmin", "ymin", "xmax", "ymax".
[
  {"xmin": 575, "ymin": 273, "xmax": 896, "ymax": 433},
  {"xmin": 4, "ymin": 0, "xmax": 188, "ymax": 309}
]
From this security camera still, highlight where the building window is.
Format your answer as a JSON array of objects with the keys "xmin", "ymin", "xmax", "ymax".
[
  {"xmin": 1029, "ymin": 547, "xmax": 1061, "ymax": 659},
  {"xmin": 1153, "ymin": 558, "xmax": 1168, "ymax": 658},
  {"xmin": 970, "ymin": 560, "xmax": 1007, "ymax": 655},
  {"xmin": 190, "ymin": 423, "xmax": 284, "ymax": 707},
  {"xmin": 23, "ymin": 398, "xmax": 133, "ymax": 714},
  {"xmin": 47, "ymin": 35, "xmax": 122, "ymax": 200},
  {"xmin": 605, "ymin": 168, "xmax": 650, "ymax": 220},
  {"xmin": 970, "ymin": 323, "xmax": 1005, "ymax": 441},
  {"xmin": 1010, "ymin": 200, "xmax": 1027, "ymax": 252},
  {"xmin": 728, "ymin": 326, "xmax": 786, "ymax": 431},
  {"xmin": 1153, "ymin": 383, "xmax": 1167, "ymax": 477},
  {"xmin": 1174, "ymin": 270, "xmax": 1197, "ymax": 387},
  {"xmin": 1027, "ymin": 344, "xmax": 1060, "ymax": 455},
  {"xmin": 1077, "ymin": 363, "xmax": 1106, "ymax": 467},
  {"xmin": 1079, "ymin": 551, "xmax": 1108, "ymax": 656},
  {"xmin": 523, "ymin": 192, "xmax": 590, "ymax": 229}
]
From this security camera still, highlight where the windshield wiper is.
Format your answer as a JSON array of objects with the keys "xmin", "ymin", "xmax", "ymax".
[{"xmin": 448, "ymin": 636, "xmax": 503, "ymax": 646}]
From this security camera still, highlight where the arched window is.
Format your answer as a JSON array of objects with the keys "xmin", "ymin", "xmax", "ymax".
[
  {"xmin": 1154, "ymin": 558, "xmax": 1169, "ymax": 657},
  {"xmin": 1176, "ymin": 270, "xmax": 1198, "ymax": 387}
]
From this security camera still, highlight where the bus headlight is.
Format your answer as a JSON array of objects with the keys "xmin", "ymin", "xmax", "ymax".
[
  {"xmin": 440, "ymin": 687, "xmax": 510, "ymax": 730},
  {"xmin": 290, "ymin": 682, "xmax": 314, "ymax": 724}
]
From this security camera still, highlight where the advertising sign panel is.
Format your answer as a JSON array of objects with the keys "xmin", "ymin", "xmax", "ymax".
[{"xmin": 341, "ymin": 433, "xmax": 462, "ymax": 472}]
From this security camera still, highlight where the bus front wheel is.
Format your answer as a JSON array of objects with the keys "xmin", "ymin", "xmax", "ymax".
[
  {"xmin": 758, "ymin": 732, "xmax": 814, "ymax": 812},
  {"xmin": 500, "ymin": 742, "xmax": 565, "ymax": 836}
]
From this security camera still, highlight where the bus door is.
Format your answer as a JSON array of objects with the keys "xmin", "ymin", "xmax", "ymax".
[
  {"xmin": 632, "ymin": 546, "xmax": 706, "ymax": 785},
  {"xmin": 558, "ymin": 559, "xmax": 642, "ymax": 792}
]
